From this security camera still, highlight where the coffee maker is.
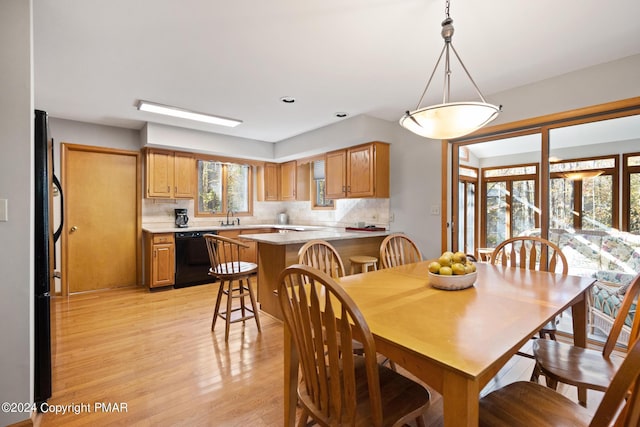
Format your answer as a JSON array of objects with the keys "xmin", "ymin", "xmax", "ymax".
[{"xmin": 175, "ymin": 208, "xmax": 189, "ymax": 228}]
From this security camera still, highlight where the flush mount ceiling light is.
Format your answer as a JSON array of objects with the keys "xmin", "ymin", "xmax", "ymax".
[
  {"xmin": 561, "ymin": 170, "xmax": 605, "ymax": 181},
  {"xmin": 399, "ymin": 0, "xmax": 501, "ymax": 140},
  {"xmin": 137, "ymin": 100, "xmax": 242, "ymax": 127}
]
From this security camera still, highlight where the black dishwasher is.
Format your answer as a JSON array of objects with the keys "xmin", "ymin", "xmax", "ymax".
[{"xmin": 174, "ymin": 230, "xmax": 218, "ymax": 288}]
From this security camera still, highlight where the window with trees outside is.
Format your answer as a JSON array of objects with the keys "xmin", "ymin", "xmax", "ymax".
[
  {"xmin": 312, "ymin": 159, "xmax": 334, "ymax": 209},
  {"xmin": 549, "ymin": 156, "xmax": 618, "ymax": 230},
  {"xmin": 196, "ymin": 159, "xmax": 251, "ymax": 216},
  {"xmin": 458, "ymin": 166, "xmax": 478, "ymax": 255},
  {"xmin": 452, "ymin": 107, "xmax": 640, "ymax": 259},
  {"xmin": 482, "ymin": 164, "xmax": 538, "ymax": 248},
  {"xmin": 624, "ymin": 153, "xmax": 640, "ymax": 233}
]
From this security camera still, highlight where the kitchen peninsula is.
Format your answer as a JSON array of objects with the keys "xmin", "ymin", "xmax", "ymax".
[{"xmin": 241, "ymin": 229, "xmax": 390, "ymax": 320}]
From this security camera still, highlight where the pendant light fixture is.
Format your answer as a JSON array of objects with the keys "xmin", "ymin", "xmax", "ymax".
[{"xmin": 399, "ymin": 0, "xmax": 501, "ymax": 140}]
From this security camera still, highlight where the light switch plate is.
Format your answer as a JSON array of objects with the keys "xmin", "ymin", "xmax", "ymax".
[
  {"xmin": 0, "ymin": 199, "xmax": 7, "ymax": 221},
  {"xmin": 430, "ymin": 205, "xmax": 440, "ymax": 215}
]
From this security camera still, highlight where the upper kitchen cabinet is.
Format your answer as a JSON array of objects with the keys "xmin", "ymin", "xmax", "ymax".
[
  {"xmin": 257, "ymin": 162, "xmax": 280, "ymax": 201},
  {"xmin": 257, "ymin": 161, "xmax": 310, "ymax": 201},
  {"xmin": 280, "ymin": 161, "xmax": 310, "ymax": 201},
  {"xmin": 145, "ymin": 148, "xmax": 195, "ymax": 199},
  {"xmin": 325, "ymin": 142, "xmax": 390, "ymax": 199}
]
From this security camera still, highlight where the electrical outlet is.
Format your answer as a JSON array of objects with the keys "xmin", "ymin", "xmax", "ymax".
[{"xmin": 430, "ymin": 205, "xmax": 440, "ymax": 215}]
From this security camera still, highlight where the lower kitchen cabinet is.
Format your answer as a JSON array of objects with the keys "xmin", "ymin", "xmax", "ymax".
[{"xmin": 144, "ymin": 232, "xmax": 175, "ymax": 288}]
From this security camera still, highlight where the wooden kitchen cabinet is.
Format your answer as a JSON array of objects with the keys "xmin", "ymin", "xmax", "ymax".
[
  {"xmin": 257, "ymin": 161, "xmax": 309, "ymax": 201},
  {"xmin": 145, "ymin": 148, "xmax": 195, "ymax": 199},
  {"xmin": 144, "ymin": 232, "xmax": 175, "ymax": 288},
  {"xmin": 173, "ymin": 152, "xmax": 196, "ymax": 198},
  {"xmin": 280, "ymin": 161, "xmax": 297, "ymax": 201},
  {"xmin": 325, "ymin": 141, "xmax": 389, "ymax": 199},
  {"xmin": 257, "ymin": 162, "xmax": 280, "ymax": 201},
  {"xmin": 325, "ymin": 150, "xmax": 347, "ymax": 199},
  {"xmin": 280, "ymin": 161, "xmax": 310, "ymax": 201}
]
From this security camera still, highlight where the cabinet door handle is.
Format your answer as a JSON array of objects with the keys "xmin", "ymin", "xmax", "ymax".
[{"xmin": 167, "ymin": 185, "xmax": 170, "ymax": 193}]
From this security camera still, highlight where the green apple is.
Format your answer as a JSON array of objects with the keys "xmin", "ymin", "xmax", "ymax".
[
  {"xmin": 428, "ymin": 261, "xmax": 441, "ymax": 274},
  {"xmin": 439, "ymin": 266, "xmax": 453, "ymax": 276},
  {"xmin": 452, "ymin": 251, "xmax": 467, "ymax": 264},
  {"xmin": 451, "ymin": 263, "xmax": 466, "ymax": 275},
  {"xmin": 438, "ymin": 254, "xmax": 453, "ymax": 267}
]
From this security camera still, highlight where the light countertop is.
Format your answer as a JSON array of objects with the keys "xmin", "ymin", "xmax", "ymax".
[
  {"xmin": 240, "ymin": 229, "xmax": 390, "ymax": 245},
  {"xmin": 142, "ymin": 223, "xmax": 332, "ymax": 234}
]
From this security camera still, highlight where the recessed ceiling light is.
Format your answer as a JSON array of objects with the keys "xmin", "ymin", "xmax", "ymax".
[
  {"xmin": 137, "ymin": 100, "xmax": 242, "ymax": 127},
  {"xmin": 335, "ymin": 112, "xmax": 348, "ymax": 118},
  {"xmin": 280, "ymin": 96, "xmax": 296, "ymax": 103}
]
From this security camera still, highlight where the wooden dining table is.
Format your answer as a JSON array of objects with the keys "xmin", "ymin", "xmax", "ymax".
[{"xmin": 283, "ymin": 260, "xmax": 596, "ymax": 427}]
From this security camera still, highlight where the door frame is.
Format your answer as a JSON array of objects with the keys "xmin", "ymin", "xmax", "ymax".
[{"xmin": 60, "ymin": 143, "xmax": 142, "ymax": 296}]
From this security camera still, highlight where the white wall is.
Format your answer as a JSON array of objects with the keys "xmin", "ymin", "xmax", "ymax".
[
  {"xmin": 49, "ymin": 117, "xmax": 141, "ymax": 171},
  {"xmin": 388, "ymin": 129, "xmax": 443, "ymax": 259},
  {"xmin": 489, "ymin": 54, "xmax": 640, "ymax": 128},
  {"xmin": 275, "ymin": 114, "xmax": 396, "ymax": 161},
  {"xmin": 144, "ymin": 122, "xmax": 274, "ymax": 161},
  {"xmin": 0, "ymin": 0, "xmax": 34, "ymax": 425}
]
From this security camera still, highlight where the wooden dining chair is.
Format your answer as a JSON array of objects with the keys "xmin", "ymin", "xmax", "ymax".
[
  {"xmin": 297, "ymin": 240, "xmax": 397, "ymax": 369},
  {"xmin": 379, "ymin": 233, "xmax": 423, "ymax": 269},
  {"xmin": 277, "ymin": 264, "xmax": 432, "ymax": 427},
  {"xmin": 297, "ymin": 239, "xmax": 345, "ymax": 279},
  {"xmin": 204, "ymin": 234, "xmax": 261, "ymax": 341},
  {"xmin": 491, "ymin": 236, "xmax": 568, "ymax": 275},
  {"xmin": 532, "ymin": 272, "xmax": 640, "ymax": 407},
  {"xmin": 491, "ymin": 236, "xmax": 568, "ymax": 360},
  {"xmin": 479, "ymin": 334, "xmax": 640, "ymax": 427}
]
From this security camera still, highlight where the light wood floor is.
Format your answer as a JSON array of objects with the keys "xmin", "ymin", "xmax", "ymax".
[{"xmin": 38, "ymin": 282, "xmax": 603, "ymax": 426}]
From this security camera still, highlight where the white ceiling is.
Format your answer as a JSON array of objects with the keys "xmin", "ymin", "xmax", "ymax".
[{"xmin": 33, "ymin": 0, "xmax": 640, "ymax": 143}]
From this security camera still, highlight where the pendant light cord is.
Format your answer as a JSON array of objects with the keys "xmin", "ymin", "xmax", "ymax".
[{"xmin": 413, "ymin": 0, "xmax": 492, "ymax": 109}]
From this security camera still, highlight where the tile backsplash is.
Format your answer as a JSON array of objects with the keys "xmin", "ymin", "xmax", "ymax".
[{"xmin": 142, "ymin": 198, "xmax": 390, "ymax": 228}]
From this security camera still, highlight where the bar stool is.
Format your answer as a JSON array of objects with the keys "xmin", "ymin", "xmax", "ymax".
[
  {"xmin": 349, "ymin": 255, "xmax": 378, "ymax": 275},
  {"xmin": 476, "ymin": 248, "xmax": 494, "ymax": 263},
  {"xmin": 204, "ymin": 234, "xmax": 261, "ymax": 341}
]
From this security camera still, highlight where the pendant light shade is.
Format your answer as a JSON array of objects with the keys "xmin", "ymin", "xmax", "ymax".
[
  {"xmin": 400, "ymin": 102, "xmax": 501, "ymax": 139},
  {"xmin": 400, "ymin": 1, "xmax": 501, "ymax": 140}
]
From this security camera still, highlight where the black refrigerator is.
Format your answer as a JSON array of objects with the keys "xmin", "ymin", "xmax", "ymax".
[{"xmin": 34, "ymin": 109, "xmax": 61, "ymax": 407}]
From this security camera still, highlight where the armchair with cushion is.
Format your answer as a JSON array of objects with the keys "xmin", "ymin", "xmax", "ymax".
[{"xmin": 520, "ymin": 228, "xmax": 640, "ymax": 344}]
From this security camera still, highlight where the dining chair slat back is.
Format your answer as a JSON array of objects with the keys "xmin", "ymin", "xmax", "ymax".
[
  {"xmin": 277, "ymin": 264, "xmax": 431, "ymax": 427},
  {"xmin": 298, "ymin": 240, "xmax": 345, "ymax": 278},
  {"xmin": 379, "ymin": 233, "xmax": 422, "ymax": 269},
  {"xmin": 491, "ymin": 236, "xmax": 568, "ymax": 274}
]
